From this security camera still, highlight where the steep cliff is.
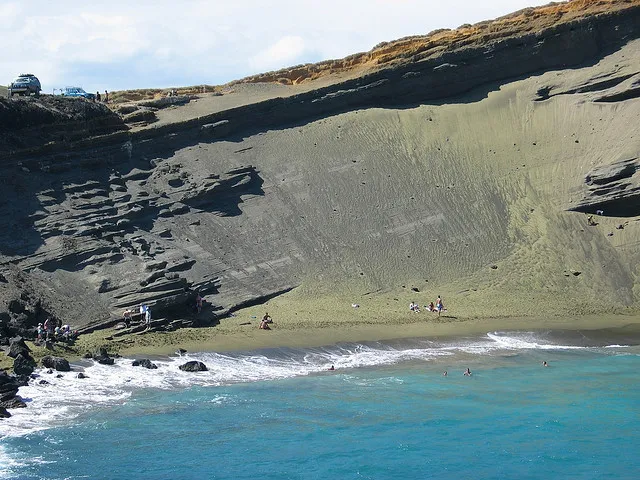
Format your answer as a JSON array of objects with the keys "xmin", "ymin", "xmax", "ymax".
[{"xmin": 1, "ymin": 0, "xmax": 640, "ymax": 342}]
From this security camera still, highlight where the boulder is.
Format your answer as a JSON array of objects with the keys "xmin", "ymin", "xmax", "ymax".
[
  {"xmin": 0, "ymin": 371, "xmax": 21, "ymax": 395},
  {"xmin": 7, "ymin": 336, "xmax": 31, "ymax": 359},
  {"xmin": 13, "ymin": 353, "xmax": 36, "ymax": 376},
  {"xmin": 132, "ymin": 359, "xmax": 158, "ymax": 369},
  {"xmin": 179, "ymin": 361, "xmax": 208, "ymax": 372},
  {"xmin": 0, "ymin": 407, "xmax": 10, "ymax": 418},
  {"xmin": 0, "ymin": 396, "xmax": 26, "ymax": 409},
  {"xmin": 41, "ymin": 355, "xmax": 71, "ymax": 372},
  {"xmin": 92, "ymin": 347, "xmax": 115, "ymax": 365},
  {"xmin": 77, "ymin": 372, "xmax": 88, "ymax": 379}
]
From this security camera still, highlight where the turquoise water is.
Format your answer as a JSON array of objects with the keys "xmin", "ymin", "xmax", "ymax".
[{"xmin": 1, "ymin": 331, "xmax": 639, "ymax": 479}]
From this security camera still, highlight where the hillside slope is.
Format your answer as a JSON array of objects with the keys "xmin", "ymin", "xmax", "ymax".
[{"xmin": 1, "ymin": 0, "xmax": 640, "ymax": 342}]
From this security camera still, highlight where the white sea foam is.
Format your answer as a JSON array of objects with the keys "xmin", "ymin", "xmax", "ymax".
[
  {"xmin": 0, "ymin": 332, "xmax": 630, "ymax": 439},
  {"xmin": 486, "ymin": 331, "xmax": 587, "ymax": 350}
]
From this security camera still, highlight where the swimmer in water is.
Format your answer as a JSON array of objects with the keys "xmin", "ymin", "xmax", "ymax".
[{"xmin": 464, "ymin": 368, "xmax": 472, "ymax": 376}]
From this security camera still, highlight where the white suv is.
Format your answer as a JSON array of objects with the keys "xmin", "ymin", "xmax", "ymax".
[{"xmin": 8, "ymin": 74, "xmax": 41, "ymax": 97}]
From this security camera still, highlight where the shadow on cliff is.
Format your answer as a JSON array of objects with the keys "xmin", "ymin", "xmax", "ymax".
[{"xmin": 0, "ymin": 144, "xmax": 265, "ymax": 257}]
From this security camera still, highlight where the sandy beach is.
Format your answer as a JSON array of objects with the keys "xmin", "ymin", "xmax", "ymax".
[{"xmin": 8, "ymin": 285, "xmax": 639, "ymax": 372}]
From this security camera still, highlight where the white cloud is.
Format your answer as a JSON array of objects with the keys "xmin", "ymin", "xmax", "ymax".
[{"xmin": 249, "ymin": 36, "xmax": 306, "ymax": 72}]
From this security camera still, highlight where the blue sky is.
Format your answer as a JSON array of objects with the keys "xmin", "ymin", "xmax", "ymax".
[{"xmin": 2, "ymin": 0, "xmax": 551, "ymax": 93}]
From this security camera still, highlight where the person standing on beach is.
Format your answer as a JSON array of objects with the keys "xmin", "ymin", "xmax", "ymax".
[
  {"xmin": 104, "ymin": 90, "xmax": 109, "ymax": 103},
  {"xmin": 123, "ymin": 309, "xmax": 132, "ymax": 327},
  {"xmin": 436, "ymin": 296, "xmax": 444, "ymax": 316},
  {"xmin": 145, "ymin": 307, "xmax": 151, "ymax": 328}
]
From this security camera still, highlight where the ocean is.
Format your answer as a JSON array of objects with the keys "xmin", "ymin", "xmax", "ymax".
[{"xmin": 1, "ymin": 330, "xmax": 639, "ymax": 480}]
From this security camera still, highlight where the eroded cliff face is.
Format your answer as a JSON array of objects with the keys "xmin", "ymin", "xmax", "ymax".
[{"xmin": 1, "ymin": 1, "xmax": 640, "ymax": 340}]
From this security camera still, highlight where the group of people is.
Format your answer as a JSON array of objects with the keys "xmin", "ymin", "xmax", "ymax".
[
  {"xmin": 409, "ymin": 296, "xmax": 446, "ymax": 316},
  {"xmin": 37, "ymin": 317, "xmax": 76, "ymax": 343},
  {"xmin": 122, "ymin": 304, "xmax": 152, "ymax": 328},
  {"xmin": 121, "ymin": 293, "xmax": 204, "ymax": 331},
  {"xmin": 94, "ymin": 90, "xmax": 109, "ymax": 103}
]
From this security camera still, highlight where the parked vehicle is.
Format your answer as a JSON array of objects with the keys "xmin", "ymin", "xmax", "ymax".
[
  {"xmin": 8, "ymin": 74, "xmax": 41, "ymax": 97},
  {"xmin": 60, "ymin": 87, "xmax": 96, "ymax": 100}
]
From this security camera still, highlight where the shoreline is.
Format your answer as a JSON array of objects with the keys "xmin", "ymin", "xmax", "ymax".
[
  {"xmin": 4, "ymin": 310, "xmax": 640, "ymax": 373},
  {"xmin": 78, "ymin": 312, "xmax": 640, "ymax": 359}
]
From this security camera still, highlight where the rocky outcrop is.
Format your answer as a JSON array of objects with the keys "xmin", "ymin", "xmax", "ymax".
[
  {"xmin": 179, "ymin": 361, "xmax": 208, "ymax": 372},
  {"xmin": 569, "ymin": 157, "xmax": 640, "ymax": 217},
  {"xmin": 0, "ymin": 371, "xmax": 26, "ymax": 416},
  {"xmin": 13, "ymin": 353, "xmax": 36, "ymax": 376},
  {"xmin": 7, "ymin": 336, "xmax": 31, "ymax": 358},
  {"xmin": 0, "ymin": 96, "xmax": 127, "ymax": 153},
  {"xmin": 7, "ymin": 336, "xmax": 37, "ymax": 376},
  {"xmin": 41, "ymin": 355, "xmax": 71, "ymax": 372}
]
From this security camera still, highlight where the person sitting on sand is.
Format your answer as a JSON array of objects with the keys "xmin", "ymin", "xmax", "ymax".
[
  {"xmin": 409, "ymin": 302, "xmax": 417, "ymax": 312},
  {"xmin": 259, "ymin": 318, "xmax": 271, "ymax": 330},
  {"xmin": 262, "ymin": 312, "xmax": 272, "ymax": 324},
  {"xmin": 464, "ymin": 367, "xmax": 472, "ymax": 376},
  {"xmin": 427, "ymin": 302, "xmax": 436, "ymax": 312}
]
